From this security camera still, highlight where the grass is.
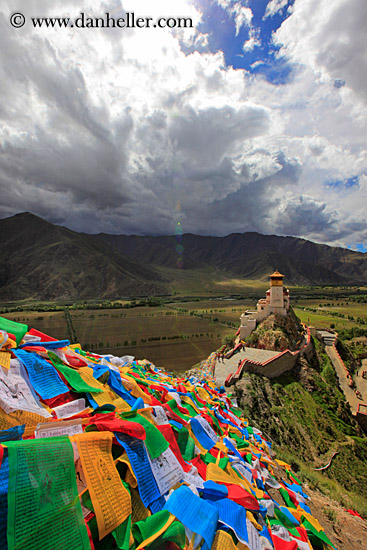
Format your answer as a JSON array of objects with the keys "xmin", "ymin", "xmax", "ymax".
[
  {"xmin": 235, "ymin": 332, "xmax": 367, "ymax": 514},
  {"xmin": 168, "ymin": 299, "xmax": 252, "ymax": 311},
  {"xmin": 3, "ymin": 311, "xmax": 69, "ymax": 339},
  {"xmin": 274, "ymin": 446, "xmax": 367, "ymax": 519},
  {"xmin": 158, "ymin": 266, "xmax": 269, "ymax": 297},
  {"xmin": 293, "ymin": 307, "xmax": 359, "ymax": 330}
]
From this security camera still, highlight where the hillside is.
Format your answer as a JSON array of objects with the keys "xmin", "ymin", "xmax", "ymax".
[
  {"xmin": 0, "ymin": 213, "xmax": 166, "ymax": 300},
  {"xmin": 97, "ymin": 231, "xmax": 367, "ymax": 285},
  {"xmin": 0, "ymin": 212, "xmax": 367, "ymax": 301},
  {"xmin": 230, "ymin": 335, "xmax": 367, "ymax": 520},
  {"xmin": 3, "ymin": 314, "xmax": 366, "ymax": 550}
]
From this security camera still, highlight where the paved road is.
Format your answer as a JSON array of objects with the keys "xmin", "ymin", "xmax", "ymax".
[{"xmin": 214, "ymin": 348, "xmax": 279, "ymax": 387}]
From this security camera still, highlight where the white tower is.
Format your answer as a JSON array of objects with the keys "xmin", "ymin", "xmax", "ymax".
[
  {"xmin": 269, "ymin": 270, "xmax": 289, "ymax": 315},
  {"xmin": 269, "ymin": 270, "xmax": 284, "ymax": 308}
]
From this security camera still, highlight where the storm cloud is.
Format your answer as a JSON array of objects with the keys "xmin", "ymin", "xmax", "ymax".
[{"xmin": 0, "ymin": 0, "xmax": 366, "ymax": 249}]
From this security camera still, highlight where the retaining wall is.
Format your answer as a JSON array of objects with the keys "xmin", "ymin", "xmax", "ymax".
[
  {"xmin": 225, "ymin": 326, "xmax": 311, "ymax": 385},
  {"xmin": 354, "ymin": 405, "xmax": 367, "ymax": 431}
]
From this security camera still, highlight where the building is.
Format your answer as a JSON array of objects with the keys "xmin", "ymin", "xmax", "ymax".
[{"xmin": 239, "ymin": 270, "xmax": 290, "ymax": 339}]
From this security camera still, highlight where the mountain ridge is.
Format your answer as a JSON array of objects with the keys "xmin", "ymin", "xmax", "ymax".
[
  {"xmin": 0, "ymin": 212, "xmax": 366, "ymax": 300},
  {"xmin": 95, "ymin": 229, "xmax": 367, "ymax": 285}
]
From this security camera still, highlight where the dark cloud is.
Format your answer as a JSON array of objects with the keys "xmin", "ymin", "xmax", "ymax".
[
  {"xmin": 168, "ymin": 104, "xmax": 270, "ymax": 165},
  {"xmin": 273, "ymin": 196, "xmax": 337, "ymax": 239}
]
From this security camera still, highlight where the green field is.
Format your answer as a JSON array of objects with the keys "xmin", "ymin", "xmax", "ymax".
[
  {"xmin": 4, "ymin": 306, "xmax": 234, "ymax": 373},
  {"xmin": 293, "ymin": 296, "xmax": 367, "ymax": 331},
  {"xmin": 293, "ymin": 308, "xmax": 359, "ymax": 331},
  {"xmin": 4, "ymin": 311, "xmax": 69, "ymax": 339},
  {"xmin": 3, "ymin": 286, "xmax": 366, "ymax": 372}
]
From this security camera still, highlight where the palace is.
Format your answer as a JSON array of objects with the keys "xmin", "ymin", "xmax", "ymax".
[{"xmin": 239, "ymin": 270, "xmax": 290, "ymax": 339}]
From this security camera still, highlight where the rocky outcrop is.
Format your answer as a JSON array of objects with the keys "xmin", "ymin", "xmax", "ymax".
[{"xmin": 247, "ymin": 308, "xmax": 303, "ymax": 352}]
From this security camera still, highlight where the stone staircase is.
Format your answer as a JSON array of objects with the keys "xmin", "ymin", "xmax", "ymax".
[{"xmin": 318, "ymin": 330, "xmax": 338, "ymax": 346}]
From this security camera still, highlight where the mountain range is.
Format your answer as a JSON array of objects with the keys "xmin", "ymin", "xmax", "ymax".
[{"xmin": 0, "ymin": 212, "xmax": 366, "ymax": 300}]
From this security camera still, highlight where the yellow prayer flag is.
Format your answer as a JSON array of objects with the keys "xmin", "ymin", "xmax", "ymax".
[
  {"xmin": 212, "ymin": 530, "xmax": 246, "ymax": 550},
  {"xmin": 246, "ymin": 511, "xmax": 262, "ymax": 530},
  {"xmin": 117, "ymin": 452, "xmax": 138, "ymax": 488},
  {"xmin": 0, "ymin": 352, "xmax": 11, "ymax": 370},
  {"xmin": 74, "ymin": 432, "xmax": 132, "ymax": 540}
]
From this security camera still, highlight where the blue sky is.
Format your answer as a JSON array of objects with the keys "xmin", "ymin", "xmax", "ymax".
[{"xmin": 194, "ymin": 0, "xmax": 295, "ymax": 83}]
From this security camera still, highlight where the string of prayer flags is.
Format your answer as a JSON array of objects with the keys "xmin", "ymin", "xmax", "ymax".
[{"xmin": 0, "ymin": 316, "xmax": 342, "ymax": 550}]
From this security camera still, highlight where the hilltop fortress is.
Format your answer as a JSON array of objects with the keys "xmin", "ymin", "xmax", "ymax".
[
  {"xmin": 239, "ymin": 270, "xmax": 290, "ymax": 339},
  {"xmin": 218, "ymin": 270, "xmax": 312, "ymax": 386}
]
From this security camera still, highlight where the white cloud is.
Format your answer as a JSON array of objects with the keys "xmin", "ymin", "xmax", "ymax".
[
  {"xmin": 215, "ymin": 0, "xmax": 238, "ymax": 10},
  {"xmin": 273, "ymin": 0, "xmax": 367, "ymax": 105},
  {"xmin": 232, "ymin": 4, "xmax": 253, "ymax": 35},
  {"xmin": 263, "ymin": 0, "xmax": 290, "ymax": 19},
  {"xmin": 250, "ymin": 60, "xmax": 265, "ymax": 69},
  {"xmin": 215, "ymin": 1, "xmax": 253, "ymax": 35},
  {"xmin": 243, "ymin": 28, "xmax": 261, "ymax": 52}
]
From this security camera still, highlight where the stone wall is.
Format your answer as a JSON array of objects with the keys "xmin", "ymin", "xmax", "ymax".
[
  {"xmin": 245, "ymin": 350, "xmax": 297, "ymax": 378},
  {"xmin": 354, "ymin": 412, "xmax": 367, "ymax": 431},
  {"xmin": 225, "ymin": 326, "xmax": 312, "ymax": 386}
]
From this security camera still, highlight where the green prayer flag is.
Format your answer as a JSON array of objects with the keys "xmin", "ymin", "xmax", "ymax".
[
  {"xmin": 167, "ymin": 399, "xmax": 191, "ymax": 421},
  {"xmin": 231, "ymin": 432, "xmax": 250, "ymax": 449},
  {"xmin": 121, "ymin": 411, "xmax": 169, "ymax": 459},
  {"xmin": 175, "ymin": 426, "xmax": 196, "ymax": 461},
  {"xmin": 273, "ymin": 508, "xmax": 298, "ymax": 530},
  {"xmin": 132, "ymin": 510, "xmax": 185, "ymax": 550},
  {"xmin": 244, "ymin": 453, "xmax": 253, "ymax": 465},
  {"xmin": 112, "ymin": 515, "xmax": 131, "ymax": 550},
  {"xmin": 151, "ymin": 519, "xmax": 186, "ymax": 550},
  {"xmin": 302, "ymin": 518, "xmax": 336, "ymax": 549},
  {"xmin": 201, "ymin": 452, "xmax": 229, "ymax": 470},
  {"xmin": 0, "ymin": 316, "xmax": 28, "ymax": 345},
  {"xmin": 180, "ymin": 401, "xmax": 198, "ymax": 417},
  {"xmin": 48, "ymin": 352, "xmax": 103, "ymax": 394},
  {"xmin": 279, "ymin": 487, "xmax": 297, "ymax": 509},
  {"xmin": 7, "ymin": 437, "xmax": 90, "ymax": 550},
  {"xmin": 112, "ymin": 480, "xmax": 131, "ymax": 550}
]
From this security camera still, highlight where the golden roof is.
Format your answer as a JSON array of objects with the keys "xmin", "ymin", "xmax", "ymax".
[{"xmin": 270, "ymin": 270, "xmax": 284, "ymax": 278}]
